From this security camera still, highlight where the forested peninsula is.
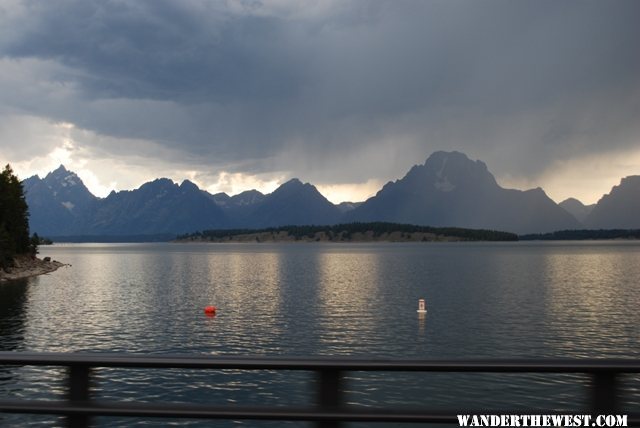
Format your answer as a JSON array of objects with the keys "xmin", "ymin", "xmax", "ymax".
[
  {"xmin": 520, "ymin": 229, "xmax": 640, "ymax": 240},
  {"xmin": 177, "ymin": 222, "xmax": 518, "ymax": 243},
  {"xmin": 0, "ymin": 165, "xmax": 63, "ymax": 282}
]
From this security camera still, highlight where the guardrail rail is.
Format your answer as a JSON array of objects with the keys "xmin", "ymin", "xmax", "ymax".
[{"xmin": 0, "ymin": 352, "xmax": 639, "ymax": 427}]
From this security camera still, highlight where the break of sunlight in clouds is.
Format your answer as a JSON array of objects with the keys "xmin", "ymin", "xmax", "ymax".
[
  {"xmin": 316, "ymin": 179, "xmax": 383, "ymax": 204},
  {"xmin": 540, "ymin": 149, "xmax": 640, "ymax": 205},
  {"xmin": 498, "ymin": 148, "xmax": 640, "ymax": 205},
  {"xmin": 0, "ymin": 115, "xmax": 77, "ymax": 178},
  {"xmin": 202, "ymin": 171, "xmax": 283, "ymax": 197},
  {"xmin": 0, "ymin": 113, "xmax": 326, "ymax": 199}
]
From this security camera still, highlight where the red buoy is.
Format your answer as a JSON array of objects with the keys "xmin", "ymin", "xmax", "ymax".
[{"xmin": 204, "ymin": 306, "xmax": 217, "ymax": 316}]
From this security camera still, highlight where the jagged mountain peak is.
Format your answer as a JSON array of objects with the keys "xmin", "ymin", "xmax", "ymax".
[
  {"xmin": 272, "ymin": 178, "xmax": 318, "ymax": 196},
  {"xmin": 23, "ymin": 165, "xmax": 97, "ymax": 236},
  {"xmin": 140, "ymin": 177, "xmax": 176, "ymax": 190},
  {"xmin": 179, "ymin": 179, "xmax": 200, "ymax": 192},
  {"xmin": 52, "ymin": 164, "xmax": 69, "ymax": 174},
  {"xmin": 424, "ymin": 151, "xmax": 487, "ymax": 171},
  {"xmin": 423, "ymin": 151, "xmax": 495, "ymax": 189},
  {"xmin": 348, "ymin": 151, "xmax": 580, "ymax": 234},
  {"xmin": 45, "ymin": 164, "xmax": 82, "ymax": 186},
  {"xmin": 230, "ymin": 189, "xmax": 265, "ymax": 206},
  {"xmin": 280, "ymin": 178, "xmax": 304, "ymax": 188},
  {"xmin": 425, "ymin": 150, "xmax": 473, "ymax": 166},
  {"xmin": 246, "ymin": 178, "xmax": 339, "ymax": 228},
  {"xmin": 382, "ymin": 151, "xmax": 497, "ymax": 196},
  {"xmin": 38, "ymin": 165, "xmax": 95, "ymax": 200}
]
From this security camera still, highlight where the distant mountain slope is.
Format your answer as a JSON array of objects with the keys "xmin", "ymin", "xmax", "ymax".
[
  {"xmin": 231, "ymin": 190, "xmax": 266, "ymax": 207},
  {"xmin": 585, "ymin": 176, "xmax": 640, "ymax": 229},
  {"xmin": 243, "ymin": 179, "xmax": 341, "ymax": 228},
  {"xmin": 345, "ymin": 151, "xmax": 581, "ymax": 234},
  {"xmin": 211, "ymin": 190, "xmax": 265, "ymax": 209},
  {"xmin": 85, "ymin": 179, "xmax": 229, "ymax": 235},
  {"xmin": 25, "ymin": 153, "xmax": 606, "ymax": 238},
  {"xmin": 559, "ymin": 198, "xmax": 594, "ymax": 223},
  {"xmin": 336, "ymin": 201, "xmax": 363, "ymax": 213},
  {"xmin": 212, "ymin": 189, "xmax": 266, "ymax": 226},
  {"xmin": 23, "ymin": 168, "xmax": 339, "ymax": 235},
  {"xmin": 23, "ymin": 165, "xmax": 97, "ymax": 236}
]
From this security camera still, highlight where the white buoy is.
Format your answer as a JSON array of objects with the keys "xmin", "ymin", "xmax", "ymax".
[{"xmin": 417, "ymin": 298, "xmax": 427, "ymax": 313}]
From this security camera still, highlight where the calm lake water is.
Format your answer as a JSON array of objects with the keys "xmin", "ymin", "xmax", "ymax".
[{"xmin": 1, "ymin": 241, "xmax": 639, "ymax": 426}]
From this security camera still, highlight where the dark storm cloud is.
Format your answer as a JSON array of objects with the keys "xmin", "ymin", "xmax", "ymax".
[
  {"xmin": 1, "ymin": 0, "xmax": 639, "ymax": 183},
  {"xmin": 4, "ymin": 1, "xmax": 298, "ymax": 102}
]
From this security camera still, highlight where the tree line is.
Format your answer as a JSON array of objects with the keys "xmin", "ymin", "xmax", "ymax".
[
  {"xmin": 520, "ymin": 229, "xmax": 640, "ymax": 240},
  {"xmin": 0, "ymin": 164, "xmax": 38, "ymax": 268},
  {"xmin": 178, "ymin": 222, "xmax": 519, "ymax": 242}
]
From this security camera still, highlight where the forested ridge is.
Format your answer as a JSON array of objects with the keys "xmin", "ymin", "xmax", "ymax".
[
  {"xmin": 178, "ymin": 222, "xmax": 519, "ymax": 242},
  {"xmin": 520, "ymin": 229, "xmax": 640, "ymax": 240}
]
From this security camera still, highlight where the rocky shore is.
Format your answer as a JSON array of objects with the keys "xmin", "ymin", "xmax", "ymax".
[{"xmin": 0, "ymin": 255, "xmax": 66, "ymax": 282}]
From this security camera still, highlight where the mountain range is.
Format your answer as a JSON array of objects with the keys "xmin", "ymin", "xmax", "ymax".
[{"xmin": 22, "ymin": 151, "xmax": 640, "ymax": 238}]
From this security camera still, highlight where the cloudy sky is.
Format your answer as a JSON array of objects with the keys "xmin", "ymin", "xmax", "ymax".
[{"xmin": 1, "ymin": 0, "xmax": 639, "ymax": 204}]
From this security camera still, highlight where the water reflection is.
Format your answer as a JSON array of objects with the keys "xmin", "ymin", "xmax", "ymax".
[
  {"xmin": 210, "ymin": 251, "xmax": 286, "ymax": 354},
  {"xmin": 468, "ymin": 248, "xmax": 551, "ymax": 358},
  {"xmin": 315, "ymin": 251, "xmax": 382, "ymax": 355},
  {"xmin": 418, "ymin": 311, "xmax": 426, "ymax": 334},
  {"xmin": 0, "ymin": 278, "xmax": 29, "ymax": 398},
  {"xmin": 0, "ymin": 241, "xmax": 637, "ymax": 426},
  {"xmin": 0, "ymin": 278, "xmax": 28, "ymax": 351},
  {"xmin": 542, "ymin": 246, "xmax": 640, "ymax": 358}
]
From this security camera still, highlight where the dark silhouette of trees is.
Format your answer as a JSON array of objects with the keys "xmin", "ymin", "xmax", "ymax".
[
  {"xmin": 178, "ymin": 222, "xmax": 519, "ymax": 242},
  {"xmin": 520, "ymin": 229, "xmax": 640, "ymax": 240},
  {"xmin": 0, "ymin": 164, "xmax": 32, "ymax": 267}
]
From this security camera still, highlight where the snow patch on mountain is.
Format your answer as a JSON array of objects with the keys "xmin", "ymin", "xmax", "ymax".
[{"xmin": 434, "ymin": 177, "xmax": 455, "ymax": 192}]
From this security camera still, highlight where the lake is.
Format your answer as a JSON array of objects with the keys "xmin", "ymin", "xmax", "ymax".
[{"xmin": 1, "ymin": 241, "xmax": 639, "ymax": 426}]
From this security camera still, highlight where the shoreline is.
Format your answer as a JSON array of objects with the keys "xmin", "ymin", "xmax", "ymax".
[{"xmin": 0, "ymin": 255, "xmax": 67, "ymax": 282}]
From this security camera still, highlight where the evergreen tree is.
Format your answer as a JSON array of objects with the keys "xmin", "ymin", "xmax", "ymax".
[
  {"xmin": 0, "ymin": 226, "xmax": 13, "ymax": 267},
  {"xmin": 0, "ymin": 164, "xmax": 32, "ymax": 267}
]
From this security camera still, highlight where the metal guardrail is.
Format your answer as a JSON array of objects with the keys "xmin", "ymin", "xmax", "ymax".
[{"xmin": 0, "ymin": 352, "xmax": 639, "ymax": 427}]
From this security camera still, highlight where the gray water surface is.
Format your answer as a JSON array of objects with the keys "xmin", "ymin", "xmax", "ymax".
[{"xmin": 1, "ymin": 241, "xmax": 639, "ymax": 426}]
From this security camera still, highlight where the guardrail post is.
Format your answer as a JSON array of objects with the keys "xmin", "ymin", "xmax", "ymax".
[
  {"xmin": 67, "ymin": 365, "xmax": 92, "ymax": 428},
  {"xmin": 590, "ymin": 371, "xmax": 617, "ymax": 413},
  {"xmin": 316, "ymin": 368, "xmax": 343, "ymax": 428}
]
